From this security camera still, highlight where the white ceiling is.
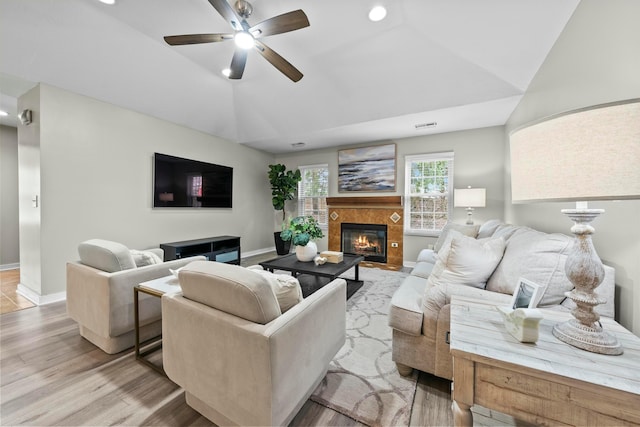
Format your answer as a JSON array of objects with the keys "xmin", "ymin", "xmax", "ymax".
[{"xmin": 0, "ymin": 0, "xmax": 579, "ymax": 153}]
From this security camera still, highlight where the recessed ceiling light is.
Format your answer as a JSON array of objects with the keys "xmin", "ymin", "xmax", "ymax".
[
  {"xmin": 0, "ymin": 110, "xmax": 8, "ymax": 117},
  {"xmin": 234, "ymin": 31, "xmax": 254, "ymax": 49},
  {"xmin": 368, "ymin": 6, "xmax": 387, "ymax": 22},
  {"xmin": 99, "ymin": 0, "xmax": 116, "ymax": 5},
  {"xmin": 221, "ymin": 68, "xmax": 231, "ymax": 77}
]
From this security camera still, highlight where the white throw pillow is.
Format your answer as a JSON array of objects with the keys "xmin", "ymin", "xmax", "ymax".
[
  {"xmin": 426, "ymin": 230, "xmax": 505, "ymax": 289},
  {"xmin": 130, "ymin": 249, "xmax": 162, "ymax": 267},
  {"xmin": 433, "ymin": 222, "xmax": 480, "ymax": 253},
  {"xmin": 246, "ymin": 266, "xmax": 303, "ymax": 312}
]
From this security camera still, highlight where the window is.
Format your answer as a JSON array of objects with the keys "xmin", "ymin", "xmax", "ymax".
[
  {"xmin": 298, "ymin": 164, "xmax": 329, "ymax": 228},
  {"xmin": 404, "ymin": 152, "xmax": 454, "ymax": 236}
]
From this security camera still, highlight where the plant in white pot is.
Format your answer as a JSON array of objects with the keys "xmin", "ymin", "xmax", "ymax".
[
  {"xmin": 268, "ymin": 164, "xmax": 301, "ymax": 255},
  {"xmin": 281, "ymin": 216, "xmax": 324, "ymax": 262}
]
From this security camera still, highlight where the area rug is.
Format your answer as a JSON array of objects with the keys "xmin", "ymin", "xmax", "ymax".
[{"xmin": 310, "ymin": 267, "xmax": 418, "ymax": 427}]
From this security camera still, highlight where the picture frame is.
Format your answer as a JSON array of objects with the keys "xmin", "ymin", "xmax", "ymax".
[
  {"xmin": 338, "ymin": 143, "xmax": 396, "ymax": 192},
  {"xmin": 509, "ymin": 278, "xmax": 547, "ymax": 309}
]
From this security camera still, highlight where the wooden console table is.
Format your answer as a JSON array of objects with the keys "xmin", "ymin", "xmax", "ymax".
[{"xmin": 450, "ymin": 296, "xmax": 640, "ymax": 426}]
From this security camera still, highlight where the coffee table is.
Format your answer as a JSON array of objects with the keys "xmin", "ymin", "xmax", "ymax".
[{"xmin": 260, "ymin": 253, "xmax": 365, "ymax": 298}]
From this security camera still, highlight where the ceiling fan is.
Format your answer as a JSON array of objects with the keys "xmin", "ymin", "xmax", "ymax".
[{"xmin": 164, "ymin": 0, "xmax": 309, "ymax": 82}]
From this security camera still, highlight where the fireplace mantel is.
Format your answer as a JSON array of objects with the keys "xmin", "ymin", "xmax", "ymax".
[{"xmin": 327, "ymin": 196, "xmax": 402, "ymax": 208}]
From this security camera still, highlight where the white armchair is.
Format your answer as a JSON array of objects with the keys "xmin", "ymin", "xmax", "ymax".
[
  {"xmin": 66, "ymin": 239, "xmax": 205, "ymax": 354},
  {"xmin": 162, "ymin": 261, "xmax": 346, "ymax": 427}
]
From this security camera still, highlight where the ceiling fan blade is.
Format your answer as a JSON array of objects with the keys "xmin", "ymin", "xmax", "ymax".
[
  {"xmin": 207, "ymin": 0, "xmax": 245, "ymax": 31},
  {"xmin": 249, "ymin": 10, "xmax": 310, "ymax": 38},
  {"xmin": 229, "ymin": 49, "xmax": 248, "ymax": 79},
  {"xmin": 254, "ymin": 40, "xmax": 303, "ymax": 82},
  {"xmin": 164, "ymin": 34, "xmax": 233, "ymax": 45}
]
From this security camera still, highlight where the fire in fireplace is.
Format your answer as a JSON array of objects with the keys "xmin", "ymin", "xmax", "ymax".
[{"xmin": 341, "ymin": 223, "xmax": 387, "ymax": 263}]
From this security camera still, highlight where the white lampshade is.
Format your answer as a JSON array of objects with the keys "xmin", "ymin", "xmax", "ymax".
[
  {"xmin": 510, "ymin": 99, "xmax": 640, "ymax": 203},
  {"xmin": 454, "ymin": 188, "xmax": 486, "ymax": 208}
]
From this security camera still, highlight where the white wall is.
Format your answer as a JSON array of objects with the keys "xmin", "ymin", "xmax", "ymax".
[
  {"xmin": 504, "ymin": 0, "xmax": 640, "ymax": 333},
  {"xmin": 276, "ymin": 125, "xmax": 506, "ymax": 262},
  {"xmin": 18, "ymin": 83, "xmax": 276, "ymax": 299},
  {"xmin": 0, "ymin": 125, "xmax": 20, "ymax": 267},
  {"xmin": 17, "ymin": 86, "xmax": 42, "ymax": 294}
]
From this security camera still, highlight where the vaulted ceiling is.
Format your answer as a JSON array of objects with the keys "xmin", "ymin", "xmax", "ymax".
[{"xmin": 0, "ymin": 0, "xmax": 579, "ymax": 153}]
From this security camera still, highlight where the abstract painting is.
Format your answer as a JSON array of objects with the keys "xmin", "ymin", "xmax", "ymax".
[{"xmin": 338, "ymin": 144, "xmax": 396, "ymax": 192}]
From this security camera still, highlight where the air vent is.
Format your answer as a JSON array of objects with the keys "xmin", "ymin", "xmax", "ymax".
[{"xmin": 415, "ymin": 122, "xmax": 437, "ymax": 130}]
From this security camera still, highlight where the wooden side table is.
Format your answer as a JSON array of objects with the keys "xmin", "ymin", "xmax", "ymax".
[
  {"xmin": 449, "ymin": 296, "xmax": 640, "ymax": 427},
  {"xmin": 134, "ymin": 275, "xmax": 180, "ymax": 375}
]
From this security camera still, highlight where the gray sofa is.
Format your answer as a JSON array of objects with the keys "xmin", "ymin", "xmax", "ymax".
[
  {"xmin": 66, "ymin": 239, "xmax": 205, "ymax": 354},
  {"xmin": 389, "ymin": 220, "xmax": 616, "ymax": 379}
]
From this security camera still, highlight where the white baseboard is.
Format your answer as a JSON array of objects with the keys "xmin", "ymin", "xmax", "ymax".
[
  {"xmin": 0, "ymin": 263, "xmax": 20, "ymax": 271},
  {"xmin": 241, "ymin": 247, "xmax": 276, "ymax": 259},
  {"xmin": 403, "ymin": 261, "xmax": 416, "ymax": 268},
  {"xmin": 17, "ymin": 284, "xmax": 66, "ymax": 306}
]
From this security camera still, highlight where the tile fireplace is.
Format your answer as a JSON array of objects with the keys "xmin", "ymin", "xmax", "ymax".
[{"xmin": 327, "ymin": 196, "xmax": 403, "ymax": 269}]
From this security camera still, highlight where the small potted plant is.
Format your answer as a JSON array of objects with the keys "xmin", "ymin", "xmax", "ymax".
[
  {"xmin": 268, "ymin": 164, "xmax": 301, "ymax": 255},
  {"xmin": 281, "ymin": 216, "xmax": 324, "ymax": 262}
]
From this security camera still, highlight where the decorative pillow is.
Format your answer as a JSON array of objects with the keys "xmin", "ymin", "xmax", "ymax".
[
  {"xmin": 486, "ymin": 228, "xmax": 574, "ymax": 307},
  {"xmin": 246, "ymin": 265, "xmax": 303, "ymax": 312},
  {"xmin": 130, "ymin": 249, "xmax": 162, "ymax": 267},
  {"xmin": 477, "ymin": 219, "xmax": 504, "ymax": 239},
  {"xmin": 434, "ymin": 222, "xmax": 480, "ymax": 253},
  {"xmin": 426, "ymin": 230, "xmax": 505, "ymax": 290}
]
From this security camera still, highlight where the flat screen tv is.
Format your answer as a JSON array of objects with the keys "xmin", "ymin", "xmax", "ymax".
[{"xmin": 153, "ymin": 153, "xmax": 233, "ymax": 208}]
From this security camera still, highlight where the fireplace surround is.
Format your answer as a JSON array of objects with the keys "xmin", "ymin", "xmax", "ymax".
[{"xmin": 327, "ymin": 196, "xmax": 403, "ymax": 269}]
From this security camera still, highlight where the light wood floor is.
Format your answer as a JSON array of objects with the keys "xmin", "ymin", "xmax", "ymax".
[
  {"xmin": 0, "ymin": 255, "xmax": 454, "ymax": 426},
  {"xmin": 0, "ymin": 269, "xmax": 35, "ymax": 315}
]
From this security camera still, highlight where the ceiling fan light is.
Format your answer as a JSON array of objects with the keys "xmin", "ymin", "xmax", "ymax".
[
  {"xmin": 234, "ymin": 31, "xmax": 254, "ymax": 50},
  {"xmin": 369, "ymin": 6, "xmax": 387, "ymax": 22},
  {"xmin": 98, "ymin": 0, "xmax": 116, "ymax": 5}
]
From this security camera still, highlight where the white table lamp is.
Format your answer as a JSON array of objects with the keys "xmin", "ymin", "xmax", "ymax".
[
  {"xmin": 454, "ymin": 187, "xmax": 486, "ymax": 225},
  {"xmin": 510, "ymin": 98, "xmax": 640, "ymax": 355}
]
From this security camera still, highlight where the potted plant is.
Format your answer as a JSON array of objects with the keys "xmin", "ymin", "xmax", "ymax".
[
  {"xmin": 268, "ymin": 164, "xmax": 301, "ymax": 255},
  {"xmin": 281, "ymin": 216, "xmax": 324, "ymax": 262}
]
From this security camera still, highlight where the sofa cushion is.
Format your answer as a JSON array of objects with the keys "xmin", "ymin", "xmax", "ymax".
[
  {"xmin": 433, "ymin": 222, "xmax": 480, "ymax": 252},
  {"xmin": 426, "ymin": 231, "xmax": 505, "ymax": 290},
  {"xmin": 411, "ymin": 261, "xmax": 435, "ymax": 279},
  {"xmin": 246, "ymin": 266, "xmax": 303, "ymax": 312},
  {"xmin": 477, "ymin": 219, "xmax": 504, "ymax": 239},
  {"xmin": 130, "ymin": 249, "xmax": 162, "ymax": 267},
  {"xmin": 78, "ymin": 239, "xmax": 136, "ymax": 273},
  {"xmin": 389, "ymin": 275, "xmax": 427, "ymax": 336},
  {"xmin": 179, "ymin": 261, "xmax": 281, "ymax": 324},
  {"xmin": 486, "ymin": 228, "xmax": 574, "ymax": 307},
  {"xmin": 416, "ymin": 248, "xmax": 437, "ymax": 263},
  {"xmin": 491, "ymin": 224, "xmax": 525, "ymax": 242}
]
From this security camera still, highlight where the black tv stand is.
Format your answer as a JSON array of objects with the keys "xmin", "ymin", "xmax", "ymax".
[{"xmin": 160, "ymin": 236, "xmax": 241, "ymax": 265}]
